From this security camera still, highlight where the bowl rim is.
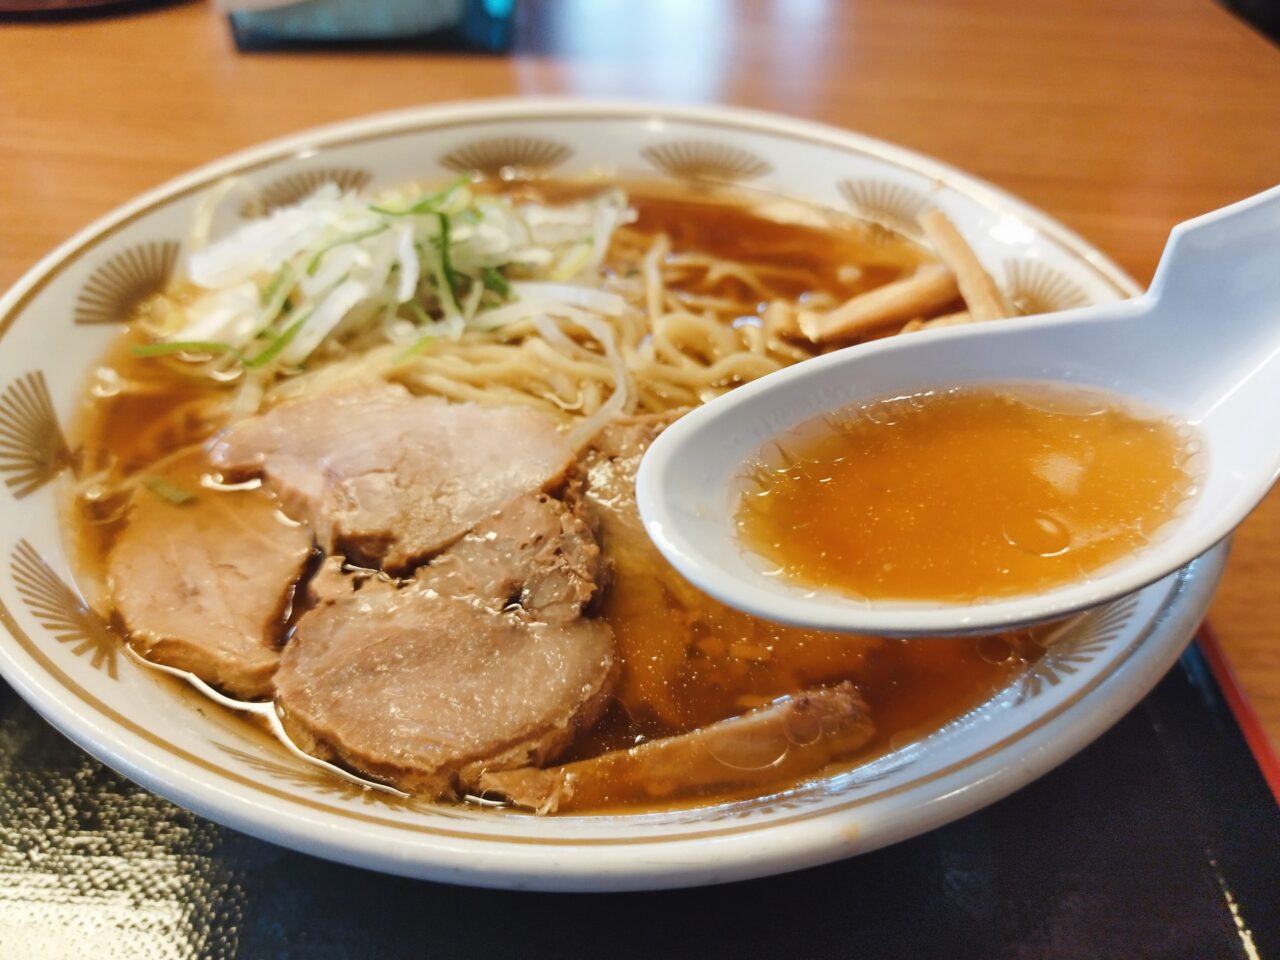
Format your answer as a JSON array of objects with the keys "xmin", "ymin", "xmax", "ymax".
[
  {"xmin": 0, "ymin": 97, "xmax": 1216, "ymax": 891},
  {"xmin": 0, "ymin": 97, "xmax": 1140, "ymax": 329}
]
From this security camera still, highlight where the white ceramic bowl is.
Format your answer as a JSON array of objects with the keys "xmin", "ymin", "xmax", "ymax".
[{"xmin": 0, "ymin": 99, "xmax": 1223, "ymax": 892}]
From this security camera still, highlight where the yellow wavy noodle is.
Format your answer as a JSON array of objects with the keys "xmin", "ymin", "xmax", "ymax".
[{"xmin": 267, "ymin": 229, "xmax": 828, "ymax": 425}]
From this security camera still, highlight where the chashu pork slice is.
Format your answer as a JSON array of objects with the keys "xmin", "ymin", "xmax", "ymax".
[
  {"xmin": 210, "ymin": 382, "xmax": 575, "ymax": 572},
  {"xmin": 276, "ymin": 556, "xmax": 615, "ymax": 796},
  {"xmin": 580, "ymin": 409, "xmax": 687, "ymax": 562},
  {"xmin": 477, "ymin": 684, "xmax": 874, "ymax": 814},
  {"xmin": 108, "ymin": 459, "xmax": 314, "ymax": 700},
  {"xmin": 417, "ymin": 489, "xmax": 603, "ymax": 623}
]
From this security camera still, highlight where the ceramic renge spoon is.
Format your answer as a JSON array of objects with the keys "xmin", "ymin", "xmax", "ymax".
[{"xmin": 635, "ymin": 186, "xmax": 1280, "ymax": 636}]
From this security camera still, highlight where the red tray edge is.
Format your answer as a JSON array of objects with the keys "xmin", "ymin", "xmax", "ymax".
[{"xmin": 1198, "ymin": 621, "xmax": 1280, "ymax": 805}]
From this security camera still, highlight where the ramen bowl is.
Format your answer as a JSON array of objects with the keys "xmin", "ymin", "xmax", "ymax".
[{"xmin": 0, "ymin": 99, "xmax": 1223, "ymax": 891}]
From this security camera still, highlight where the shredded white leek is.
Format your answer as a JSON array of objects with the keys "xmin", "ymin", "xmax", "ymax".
[{"xmin": 142, "ymin": 177, "xmax": 636, "ymax": 377}]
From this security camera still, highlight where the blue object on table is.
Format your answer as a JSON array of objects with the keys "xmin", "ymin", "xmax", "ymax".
[{"xmin": 227, "ymin": 0, "xmax": 515, "ymax": 52}]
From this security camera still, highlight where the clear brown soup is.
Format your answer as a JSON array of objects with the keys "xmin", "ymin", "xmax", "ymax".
[
  {"xmin": 67, "ymin": 180, "xmax": 1049, "ymax": 814},
  {"xmin": 736, "ymin": 385, "xmax": 1197, "ymax": 603}
]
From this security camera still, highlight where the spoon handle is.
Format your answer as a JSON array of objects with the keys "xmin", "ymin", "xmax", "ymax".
[
  {"xmin": 1150, "ymin": 185, "xmax": 1280, "ymax": 308},
  {"xmin": 1116, "ymin": 185, "xmax": 1280, "ymax": 417}
]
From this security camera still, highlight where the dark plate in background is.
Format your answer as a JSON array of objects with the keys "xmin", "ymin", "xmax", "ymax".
[{"xmin": 1, "ymin": 637, "xmax": 1276, "ymax": 959}]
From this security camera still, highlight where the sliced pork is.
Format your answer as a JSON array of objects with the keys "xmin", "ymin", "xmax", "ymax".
[
  {"xmin": 275, "ymin": 558, "xmax": 615, "ymax": 796},
  {"xmin": 211, "ymin": 382, "xmax": 575, "ymax": 572},
  {"xmin": 588, "ymin": 410, "xmax": 687, "ymax": 464},
  {"xmin": 478, "ymin": 683, "xmax": 874, "ymax": 813},
  {"xmin": 580, "ymin": 410, "xmax": 685, "ymax": 554},
  {"xmin": 108, "ymin": 459, "xmax": 313, "ymax": 700},
  {"xmin": 418, "ymin": 489, "xmax": 603, "ymax": 622}
]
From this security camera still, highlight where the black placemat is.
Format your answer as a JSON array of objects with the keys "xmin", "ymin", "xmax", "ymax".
[{"xmin": 1, "ymin": 640, "xmax": 1277, "ymax": 959}]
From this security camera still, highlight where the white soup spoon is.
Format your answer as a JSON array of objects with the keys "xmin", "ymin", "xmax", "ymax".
[{"xmin": 635, "ymin": 186, "xmax": 1280, "ymax": 636}]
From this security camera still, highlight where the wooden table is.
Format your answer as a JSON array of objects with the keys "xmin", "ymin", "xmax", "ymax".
[{"xmin": 2, "ymin": 0, "xmax": 1278, "ymax": 752}]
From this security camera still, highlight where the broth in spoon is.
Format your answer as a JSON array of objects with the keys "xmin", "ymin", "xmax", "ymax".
[{"xmin": 735, "ymin": 383, "xmax": 1200, "ymax": 603}]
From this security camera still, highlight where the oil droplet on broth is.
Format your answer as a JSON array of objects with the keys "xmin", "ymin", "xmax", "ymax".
[
  {"xmin": 706, "ymin": 729, "xmax": 791, "ymax": 771},
  {"xmin": 783, "ymin": 705, "xmax": 825, "ymax": 747},
  {"xmin": 734, "ymin": 383, "xmax": 1198, "ymax": 603},
  {"xmin": 1002, "ymin": 511, "xmax": 1072, "ymax": 557},
  {"xmin": 975, "ymin": 634, "xmax": 1017, "ymax": 665}
]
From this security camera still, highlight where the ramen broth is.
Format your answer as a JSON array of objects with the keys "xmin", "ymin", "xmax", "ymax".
[
  {"xmin": 67, "ymin": 180, "xmax": 1046, "ymax": 812},
  {"xmin": 736, "ymin": 384, "xmax": 1197, "ymax": 602}
]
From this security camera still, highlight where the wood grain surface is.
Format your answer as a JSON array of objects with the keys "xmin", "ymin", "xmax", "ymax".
[{"xmin": 2, "ymin": 0, "xmax": 1278, "ymax": 750}]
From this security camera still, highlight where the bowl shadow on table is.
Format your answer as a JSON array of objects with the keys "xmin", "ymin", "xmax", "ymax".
[{"xmin": 1, "ymin": 649, "xmax": 1276, "ymax": 960}]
